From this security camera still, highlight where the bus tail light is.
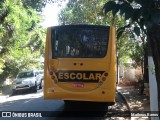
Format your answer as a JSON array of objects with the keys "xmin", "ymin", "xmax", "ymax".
[
  {"xmin": 51, "ymin": 75, "xmax": 55, "ymax": 80},
  {"xmin": 48, "ymin": 88, "xmax": 54, "ymax": 93},
  {"xmin": 49, "ymin": 71, "xmax": 53, "ymax": 75},
  {"xmin": 104, "ymin": 72, "xmax": 108, "ymax": 77},
  {"xmin": 101, "ymin": 72, "xmax": 108, "ymax": 81}
]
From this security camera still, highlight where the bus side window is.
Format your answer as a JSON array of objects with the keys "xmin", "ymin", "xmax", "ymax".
[{"xmin": 55, "ymin": 41, "xmax": 58, "ymax": 51}]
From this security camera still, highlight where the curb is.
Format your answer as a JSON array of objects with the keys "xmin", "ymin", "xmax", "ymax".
[{"xmin": 116, "ymin": 89, "xmax": 131, "ymax": 112}]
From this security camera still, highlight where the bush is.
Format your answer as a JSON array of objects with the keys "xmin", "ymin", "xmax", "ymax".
[{"xmin": 118, "ymin": 79, "xmax": 138, "ymax": 87}]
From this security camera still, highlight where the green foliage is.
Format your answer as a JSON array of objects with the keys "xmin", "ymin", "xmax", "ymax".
[
  {"xmin": 103, "ymin": 0, "xmax": 160, "ymax": 36},
  {"xmin": 104, "ymin": 1, "xmax": 160, "ymax": 105},
  {"xmin": 129, "ymin": 41, "xmax": 144, "ymax": 68},
  {"xmin": 58, "ymin": 0, "xmax": 111, "ymax": 25},
  {"xmin": 103, "ymin": 0, "xmax": 151, "ymax": 67},
  {"xmin": 22, "ymin": 0, "xmax": 46, "ymax": 12},
  {"xmin": 58, "ymin": 0, "xmax": 145, "ymax": 64},
  {"xmin": 103, "ymin": 0, "xmax": 160, "ymax": 63},
  {"xmin": 0, "ymin": 0, "xmax": 45, "ymax": 81}
]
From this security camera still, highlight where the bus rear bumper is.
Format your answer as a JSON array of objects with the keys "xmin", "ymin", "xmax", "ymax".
[{"xmin": 44, "ymin": 86, "xmax": 116, "ymax": 103}]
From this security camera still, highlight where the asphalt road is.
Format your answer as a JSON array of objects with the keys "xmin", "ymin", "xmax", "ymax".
[
  {"xmin": 0, "ymin": 89, "xmax": 64, "ymax": 111},
  {"xmin": 0, "ymin": 88, "xmax": 129, "ymax": 120}
]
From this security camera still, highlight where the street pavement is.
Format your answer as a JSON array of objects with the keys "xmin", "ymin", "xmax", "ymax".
[
  {"xmin": 117, "ymin": 86, "xmax": 150, "ymax": 111},
  {"xmin": 117, "ymin": 86, "xmax": 151, "ymax": 120},
  {"xmin": 0, "ymin": 86, "xmax": 153, "ymax": 120}
]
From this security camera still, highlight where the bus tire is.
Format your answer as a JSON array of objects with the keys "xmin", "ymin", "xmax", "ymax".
[
  {"xmin": 64, "ymin": 100, "xmax": 73, "ymax": 105},
  {"xmin": 64, "ymin": 100, "xmax": 71, "ymax": 104}
]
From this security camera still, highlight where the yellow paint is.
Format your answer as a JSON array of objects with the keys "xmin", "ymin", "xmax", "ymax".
[{"xmin": 44, "ymin": 25, "xmax": 117, "ymax": 103}]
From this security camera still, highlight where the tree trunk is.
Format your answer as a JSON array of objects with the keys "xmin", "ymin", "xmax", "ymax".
[
  {"xmin": 143, "ymin": 43, "xmax": 149, "ymax": 83},
  {"xmin": 140, "ymin": 44, "xmax": 149, "ymax": 95},
  {"xmin": 147, "ymin": 25, "xmax": 160, "ymax": 111}
]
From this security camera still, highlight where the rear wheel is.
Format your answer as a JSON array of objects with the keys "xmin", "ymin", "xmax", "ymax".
[
  {"xmin": 39, "ymin": 80, "xmax": 43, "ymax": 89},
  {"xmin": 33, "ymin": 82, "xmax": 37, "ymax": 93},
  {"xmin": 64, "ymin": 100, "xmax": 73, "ymax": 105},
  {"xmin": 64, "ymin": 100, "xmax": 108, "ymax": 112}
]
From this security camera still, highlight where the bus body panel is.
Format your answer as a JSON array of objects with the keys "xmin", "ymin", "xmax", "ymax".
[
  {"xmin": 44, "ymin": 25, "xmax": 116, "ymax": 103},
  {"xmin": 45, "ymin": 86, "xmax": 115, "ymax": 102}
]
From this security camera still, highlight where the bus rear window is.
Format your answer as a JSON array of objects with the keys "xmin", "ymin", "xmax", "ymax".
[{"xmin": 51, "ymin": 26, "xmax": 109, "ymax": 58}]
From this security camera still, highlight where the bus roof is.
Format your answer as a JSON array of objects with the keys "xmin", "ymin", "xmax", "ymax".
[{"xmin": 49, "ymin": 24, "xmax": 110, "ymax": 29}]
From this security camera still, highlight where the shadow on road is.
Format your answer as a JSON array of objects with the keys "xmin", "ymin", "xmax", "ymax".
[
  {"xmin": 11, "ymin": 90, "xmax": 35, "ymax": 96},
  {"xmin": 10, "ymin": 88, "xmax": 43, "ymax": 97},
  {"xmin": 53, "ymin": 101, "xmax": 108, "ymax": 119}
]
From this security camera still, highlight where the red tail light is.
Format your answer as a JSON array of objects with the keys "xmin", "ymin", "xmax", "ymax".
[
  {"xmin": 48, "ymin": 88, "xmax": 54, "ymax": 93},
  {"xmin": 50, "ymin": 71, "xmax": 53, "ymax": 75},
  {"xmin": 51, "ymin": 75, "xmax": 55, "ymax": 80},
  {"xmin": 104, "ymin": 72, "xmax": 108, "ymax": 77}
]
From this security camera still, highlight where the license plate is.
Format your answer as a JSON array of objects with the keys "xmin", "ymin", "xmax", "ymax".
[{"xmin": 73, "ymin": 83, "xmax": 84, "ymax": 88}]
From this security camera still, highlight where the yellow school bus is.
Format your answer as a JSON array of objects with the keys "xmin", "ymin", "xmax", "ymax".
[{"xmin": 44, "ymin": 25, "xmax": 116, "ymax": 105}]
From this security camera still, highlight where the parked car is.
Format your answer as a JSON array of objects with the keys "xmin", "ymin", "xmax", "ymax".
[
  {"xmin": 12, "ymin": 70, "xmax": 42, "ymax": 94},
  {"xmin": 36, "ymin": 70, "xmax": 44, "ymax": 89}
]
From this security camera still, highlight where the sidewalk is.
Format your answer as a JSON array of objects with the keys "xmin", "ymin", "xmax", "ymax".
[
  {"xmin": 117, "ymin": 86, "xmax": 151, "ymax": 119},
  {"xmin": 0, "ymin": 95, "xmax": 9, "ymax": 103},
  {"xmin": 117, "ymin": 86, "xmax": 150, "ymax": 111}
]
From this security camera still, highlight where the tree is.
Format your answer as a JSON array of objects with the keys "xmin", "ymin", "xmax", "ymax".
[
  {"xmin": 0, "ymin": 0, "xmax": 45, "ymax": 82},
  {"xmin": 58, "ymin": 0, "xmax": 136, "ymax": 63},
  {"xmin": 103, "ymin": 0, "xmax": 160, "ymax": 110},
  {"xmin": 58, "ymin": 0, "xmax": 110, "ymax": 25},
  {"xmin": 58, "ymin": 0, "xmax": 147, "ymax": 69}
]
